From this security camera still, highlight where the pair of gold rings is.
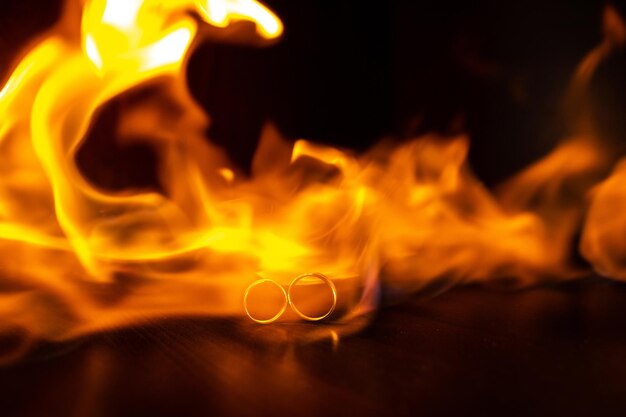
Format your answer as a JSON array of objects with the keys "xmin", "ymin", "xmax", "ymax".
[{"xmin": 243, "ymin": 272, "xmax": 338, "ymax": 324}]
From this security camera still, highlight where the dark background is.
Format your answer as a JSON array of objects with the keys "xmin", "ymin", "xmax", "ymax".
[
  {"xmin": 189, "ymin": 0, "xmax": 626, "ymax": 184},
  {"xmin": 2, "ymin": 0, "xmax": 626, "ymax": 187},
  {"xmin": 3, "ymin": 2, "xmax": 626, "ymax": 417}
]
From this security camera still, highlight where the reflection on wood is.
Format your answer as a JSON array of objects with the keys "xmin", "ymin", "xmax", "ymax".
[{"xmin": 1, "ymin": 277, "xmax": 626, "ymax": 417}]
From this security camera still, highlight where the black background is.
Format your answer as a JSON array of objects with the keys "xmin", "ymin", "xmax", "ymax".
[
  {"xmin": 3, "ymin": 2, "xmax": 626, "ymax": 417},
  {"xmin": 189, "ymin": 0, "xmax": 626, "ymax": 185},
  {"xmin": 2, "ymin": 0, "xmax": 626, "ymax": 187}
]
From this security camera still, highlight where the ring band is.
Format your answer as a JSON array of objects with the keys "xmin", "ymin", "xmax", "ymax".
[
  {"xmin": 243, "ymin": 278, "xmax": 288, "ymax": 324},
  {"xmin": 287, "ymin": 272, "xmax": 337, "ymax": 322}
]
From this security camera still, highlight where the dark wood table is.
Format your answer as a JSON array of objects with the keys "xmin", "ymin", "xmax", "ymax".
[{"xmin": 2, "ymin": 277, "xmax": 626, "ymax": 417}]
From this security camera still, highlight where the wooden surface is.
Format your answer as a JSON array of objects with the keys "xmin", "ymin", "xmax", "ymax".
[{"xmin": 1, "ymin": 278, "xmax": 626, "ymax": 417}]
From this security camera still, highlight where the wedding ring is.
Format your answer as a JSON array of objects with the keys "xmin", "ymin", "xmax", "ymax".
[
  {"xmin": 243, "ymin": 278, "xmax": 288, "ymax": 324},
  {"xmin": 287, "ymin": 272, "xmax": 337, "ymax": 322}
]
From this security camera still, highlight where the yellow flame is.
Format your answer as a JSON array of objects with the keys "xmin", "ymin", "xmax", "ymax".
[
  {"xmin": 0, "ymin": 0, "xmax": 623, "ymax": 362},
  {"xmin": 84, "ymin": 34, "xmax": 103, "ymax": 70},
  {"xmin": 201, "ymin": 0, "xmax": 284, "ymax": 38},
  {"xmin": 101, "ymin": 0, "xmax": 144, "ymax": 30}
]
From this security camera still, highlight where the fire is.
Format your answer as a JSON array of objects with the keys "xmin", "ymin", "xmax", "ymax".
[
  {"xmin": 582, "ymin": 161, "xmax": 626, "ymax": 280},
  {"xmin": 0, "ymin": 0, "xmax": 624, "ymax": 361}
]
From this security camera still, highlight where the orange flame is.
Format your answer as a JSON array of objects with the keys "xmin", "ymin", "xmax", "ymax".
[{"xmin": 0, "ymin": 0, "xmax": 624, "ymax": 360}]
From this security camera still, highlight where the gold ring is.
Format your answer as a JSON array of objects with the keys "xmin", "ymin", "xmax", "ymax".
[
  {"xmin": 287, "ymin": 272, "xmax": 337, "ymax": 322},
  {"xmin": 243, "ymin": 278, "xmax": 288, "ymax": 324}
]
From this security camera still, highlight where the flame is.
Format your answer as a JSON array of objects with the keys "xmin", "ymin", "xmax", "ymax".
[
  {"xmin": 201, "ymin": 0, "xmax": 283, "ymax": 38},
  {"xmin": 578, "ymin": 7, "xmax": 626, "ymax": 280},
  {"xmin": 0, "ymin": 0, "xmax": 624, "ymax": 361},
  {"xmin": 582, "ymin": 160, "xmax": 626, "ymax": 279}
]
